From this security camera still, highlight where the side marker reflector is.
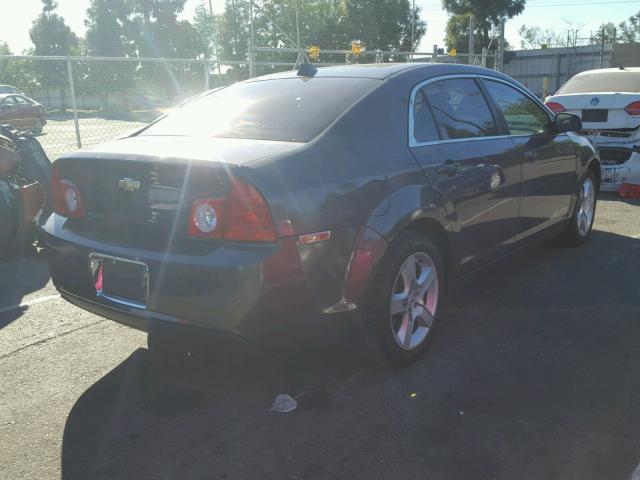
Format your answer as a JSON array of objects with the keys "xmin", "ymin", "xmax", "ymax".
[{"xmin": 298, "ymin": 231, "xmax": 331, "ymax": 245}]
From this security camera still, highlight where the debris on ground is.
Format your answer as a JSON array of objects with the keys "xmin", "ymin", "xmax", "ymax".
[{"xmin": 270, "ymin": 394, "xmax": 298, "ymax": 413}]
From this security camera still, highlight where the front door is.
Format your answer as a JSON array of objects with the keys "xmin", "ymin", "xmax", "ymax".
[
  {"xmin": 481, "ymin": 79, "xmax": 577, "ymax": 242},
  {"xmin": 409, "ymin": 77, "xmax": 523, "ymax": 274}
]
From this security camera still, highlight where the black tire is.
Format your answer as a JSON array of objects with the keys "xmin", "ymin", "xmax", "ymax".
[
  {"xmin": 556, "ymin": 169, "xmax": 598, "ymax": 247},
  {"xmin": 33, "ymin": 118, "xmax": 44, "ymax": 135},
  {"xmin": 362, "ymin": 230, "xmax": 445, "ymax": 367}
]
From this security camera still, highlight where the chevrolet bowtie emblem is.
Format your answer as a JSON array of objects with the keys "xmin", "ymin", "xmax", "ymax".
[{"xmin": 118, "ymin": 178, "xmax": 141, "ymax": 192}]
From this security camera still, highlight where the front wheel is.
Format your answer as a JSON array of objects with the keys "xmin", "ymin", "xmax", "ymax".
[
  {"xmin": 557, "ymin": 170, "xmax": 598, "ymax": 247},
  {"xmin": 363, "ymin": 231, "xmax": 444, "ymax": 367}
]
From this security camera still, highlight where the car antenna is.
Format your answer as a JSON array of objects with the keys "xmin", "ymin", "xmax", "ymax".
[{"xmin": 297, "ymin": 61, "xmax": 317, "ymax": 78}]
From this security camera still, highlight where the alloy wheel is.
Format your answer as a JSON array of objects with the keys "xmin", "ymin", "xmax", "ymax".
[
  {"xmin": 389, "ymin": 252, "xmax": 439, "ymax": 351},
  {"xmin": 577, "ymin": 177, "xmax": 596, "ymax": 237}
]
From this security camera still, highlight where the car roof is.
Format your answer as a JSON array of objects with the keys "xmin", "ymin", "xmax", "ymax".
[
  {"xmin": 575, "ymin": 67, "xmax": 640, "ymax": 76},
  {"xmin": 246, "ymin": 62, "xmax": 510, "ymax": 82}
]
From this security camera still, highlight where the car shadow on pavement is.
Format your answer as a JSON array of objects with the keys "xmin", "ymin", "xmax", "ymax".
[
  {"xmin": 60, "ymin": 229, "xmax": 640, "ymax": 480},
  {"xmin": 0, "ymin": 248, "xmax": 50, "ymax": 329}
]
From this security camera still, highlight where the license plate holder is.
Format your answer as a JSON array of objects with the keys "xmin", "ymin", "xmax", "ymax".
[
  {"xmin": 582, "ymin": 109, "xmax": 608, "ymax": 122},
  {"xmin": 90, "ymin": 253, "xmax": 149, "ymax": 309}
]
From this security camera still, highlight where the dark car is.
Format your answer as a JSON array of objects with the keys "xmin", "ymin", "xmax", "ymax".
[
  {"xmin": 0, "ymin": 85, "xmax": 23, "ymax": 95},
  {"xmin": 43, "ymin": 63, "xmax": 600, "ymax": 365},
  {"xmin": 0, "ymin": 94, "xmax": 46, "ymax": 134}
]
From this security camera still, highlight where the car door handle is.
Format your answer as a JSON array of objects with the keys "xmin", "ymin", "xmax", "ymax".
[
  {"xmin": 436, "ymin": 160, "xmax": 459, "ymax": 176},
  {"xmin": 523, "ymin": 149, "xmax": 538, "ymax": 160}
]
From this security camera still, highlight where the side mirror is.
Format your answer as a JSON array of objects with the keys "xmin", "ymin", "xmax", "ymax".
[{"xmin": 554, "ymin": 112, "xmax": 582, "ymax": 133}]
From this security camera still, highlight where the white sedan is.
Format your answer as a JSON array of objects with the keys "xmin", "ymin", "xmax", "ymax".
[{"xmin": 546, "ymin": 67, "xmax": 640, "ymax": 191}]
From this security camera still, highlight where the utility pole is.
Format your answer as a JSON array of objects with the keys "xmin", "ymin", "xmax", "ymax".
[
  {"xmin": 294, "ymin": 0, "xmax": 301, "ymax": 49},
  {"xmin": 497, "ymin": 19, "xmax": 505, "ymax": 72},
  {"xmin": 207, "ymin": 0, "xmax": 222, "ymax": 76},
  {"xmin": 248, "ymin": 0, "xmax": 255, "ymax": 77},
  {"xmin": 468, "ymin": 14, "xmax": 475, "ymax": 65},
  {"xmin": 411, "ymin": 0, "xmax": 416, "ymax": 57}
]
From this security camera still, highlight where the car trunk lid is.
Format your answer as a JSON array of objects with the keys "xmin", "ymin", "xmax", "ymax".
[
  {"xmin": 547, "ymin": 92, "xmax": 640, "ymax": 130},
  {"xmin": 54, "ymin": 136, "xmax": 302, "ymax": 252}
]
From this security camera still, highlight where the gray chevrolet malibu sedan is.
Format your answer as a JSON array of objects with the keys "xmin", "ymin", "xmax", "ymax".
[{"xmin": 44, "ymin": 63, "xmax": 600, "ymax": 365}]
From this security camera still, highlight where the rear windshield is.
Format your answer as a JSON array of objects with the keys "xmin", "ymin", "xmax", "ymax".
[
  {"xmin": 139, "ymin": 77, "xmax": 380, "ymax": 142},
  {"xmin": 557, "ymin": 71, "xmax": 640, "ymax": 94}
]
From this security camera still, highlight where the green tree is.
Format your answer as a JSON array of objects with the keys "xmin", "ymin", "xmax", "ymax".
[
  {"xmin": 29, "ymin": 0, "xmax": 79, "ymax": 87},
  {"xmin": 593, "ymin": 22, "xmax": 619, "ymax": 45},
  {"xmin": 443, "ymin": 0, "xmax": 525, "ymax": 48},
  {"xmin": 193, "ymin": 4, "xmax": 221, "ymax": 58},
  {"xmin": 518, "ymin": 25, "xmax": 565, "ymax": 49},
  {"xmin": 29, "ymin": 0, "xmax": 79, "ymax": 56},
  {"xmin": 217, "ymin": 0, "xmax": 425, "ymax": 79},
  {"xmin": 0, "ymin": 42, "xmax": 38, "ymax": 89},
  {"xmin": 617, "ymin": 11, "xmax": 640, "ymax": 43},
  {"xmin": 339, "ymin": 0, "xmax": 424, "ymax": 52}
]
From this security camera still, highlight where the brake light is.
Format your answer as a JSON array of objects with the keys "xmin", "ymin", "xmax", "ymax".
[
  {"xmin": 624, "ymin": 101, "xmax": 640, "ymax": 116},
  {"xmin": 225, "ymin": 178, "xmax": 277, "ymax": 242},
  {"xmin": 189, "ymin": 177, "xmax": 276, "ymax": 242},
  {"xmin": 51, "ymin": 165, "xmax": 85, "ymax": 218},
  {"xmin": 545, "ymin": 101, "xmax": 566, "ymax": 113}
]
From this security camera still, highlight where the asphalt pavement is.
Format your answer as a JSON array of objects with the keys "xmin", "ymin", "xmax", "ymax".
[{"xmin": 2, "ymin": 193, "xmax": 640, "ymax": 480}]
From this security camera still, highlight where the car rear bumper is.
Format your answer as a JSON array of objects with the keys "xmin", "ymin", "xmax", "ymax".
[
  {"xmin": 584, "ymin": 132, "xmax": 640, "ymax": 191},
  {"xmin": 600, "ymin": 151, "xmax": 640, "ymax": 191},
  {"xmin": 43, "ymin": 213, "xmax": 362, "ymax": 339}
]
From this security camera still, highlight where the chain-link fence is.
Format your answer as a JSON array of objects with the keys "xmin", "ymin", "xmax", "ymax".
[
  {"xmin": 0, "ymin": 50, "xmax": 497, "ymax": 160},
  {"xmin": 0, "ymin": 55, "xmax": 249, "ymax": 159},
  {"xmin": 250, "ymin": 46, "xmax": 497, "ymax": 77}
]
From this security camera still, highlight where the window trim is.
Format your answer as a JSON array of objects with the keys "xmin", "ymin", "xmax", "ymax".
[{"xmin": 408, "ymin": 73, "xmax": 556, "ymax": 148}]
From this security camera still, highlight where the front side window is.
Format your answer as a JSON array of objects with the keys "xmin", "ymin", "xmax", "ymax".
[
  {"xmin": 421, "ymin": 78, "xmax": 498, "ymax": 140},
  {"xmin": 484, "ymin": 80, "xmax": 551, "ymax": 135}
]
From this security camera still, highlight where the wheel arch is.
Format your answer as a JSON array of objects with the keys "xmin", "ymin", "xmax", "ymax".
[{"xmin": 587, "ymin": 157, "xmax": 601, "ymax": 190}]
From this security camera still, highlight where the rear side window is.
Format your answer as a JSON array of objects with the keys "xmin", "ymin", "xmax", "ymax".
[
  {"xmin": 412, "ymin": 88, "xmax": 439, "ymax": 143},
  {"xmin": 140, "ymin": 77, "xmax": 381, "ymax": 143},
  {"xmin": 484, "ymin": 80, "xmax": 551, "ymax": 135},
  {"xmin": 420, "ymin": 78, "xmax": 498, "ymax": 140}
]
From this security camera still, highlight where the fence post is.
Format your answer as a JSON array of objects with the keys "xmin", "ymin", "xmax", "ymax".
[
  {"xmin": 203, "ymin": 60, "xmax": 210, "ymax": 91},
  {"xmin": 66, "ymin": 57, "xmax": 81, "ymax": 149}
]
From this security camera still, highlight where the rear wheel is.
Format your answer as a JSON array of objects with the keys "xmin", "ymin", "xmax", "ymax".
[
  {"xmin": 363, "ymin": 231, "xmax": 444, "ymax": 367},
  {"xmin": 557, "ymin": 170, "xmax": 597, "ymax": 247}
]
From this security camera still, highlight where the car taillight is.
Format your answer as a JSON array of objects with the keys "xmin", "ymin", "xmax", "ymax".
[
  {"xmin": 51, "ymin": 165, "xmax": 85, "ymax": 218},
  {"xmin": 545, "ymin": 101, "xmax": 566, "ymax": 113},
  {"xmin": 624, "ymin": 101, "xmax": 640, "ymax": 116},
  {"xmin": 189, "ymin": 177, "xmax": 276, "ymax": 242}
]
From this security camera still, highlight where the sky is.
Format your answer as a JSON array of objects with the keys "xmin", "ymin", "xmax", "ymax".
[{"xmin": 0, "ymin": 0, "xmax": 639, "ymax": 55}]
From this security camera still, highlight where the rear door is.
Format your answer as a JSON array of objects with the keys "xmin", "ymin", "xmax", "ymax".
[
  {"xmin": 409, "ymin": 76, "xmax": 523, "ymax": 274},
  {"xmin": 482, "ymin": 79, "xmax": 576, "ymax": 242},
  {"xmin": 13, "ymin": 96, "xmax": 36, "ymax": 130}
]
